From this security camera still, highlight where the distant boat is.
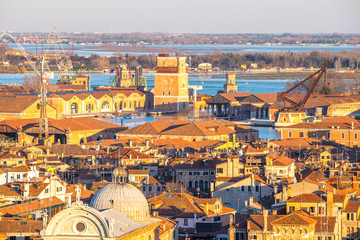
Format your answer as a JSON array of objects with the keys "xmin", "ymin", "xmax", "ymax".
[
  {"xmin": 246, "ymin": 81, "xmax": 248, "ymax": 86},
  {"xmin": 202, "ymin": 81, "xmax": 204, "ymax": 85}
]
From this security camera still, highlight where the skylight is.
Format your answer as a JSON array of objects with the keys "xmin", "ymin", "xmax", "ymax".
[
  {"xmin": 216, "ymin": 121, "xmax": 223, "ymax": 124},
  {"xmin": 170, "ymin": 122, "xmax": 177, "ymax": 126}
]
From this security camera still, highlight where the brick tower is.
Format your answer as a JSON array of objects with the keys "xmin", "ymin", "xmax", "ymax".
[
  {"xmin": 224, "ymin": 73, "xmax": 238, "ymax": 93},
  {"xmin": 154, "ymin": 54, "xmax": 189, "ymax": 111}
]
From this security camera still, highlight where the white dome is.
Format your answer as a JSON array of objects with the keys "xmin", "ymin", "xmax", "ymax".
[{"xmin": 89, "ymin": 182, "xmax": 150, "ymax": 223}]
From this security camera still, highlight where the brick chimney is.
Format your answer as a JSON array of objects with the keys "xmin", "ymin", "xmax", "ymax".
[{"xmin": 263, "ymin": 210, "xmax": 268, "ymax": 232}]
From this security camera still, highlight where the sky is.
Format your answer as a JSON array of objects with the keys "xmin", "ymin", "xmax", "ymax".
[{"xmin": 0, "ymin": 0, "xmax": 359, "ymax": 34}]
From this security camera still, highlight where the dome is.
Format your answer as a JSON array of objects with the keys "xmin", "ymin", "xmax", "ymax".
[{"xmin": 90, "ymin": 166, "xmax": 150, "ymax": 223}]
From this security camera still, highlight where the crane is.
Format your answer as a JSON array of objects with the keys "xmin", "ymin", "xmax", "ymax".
[
  {"xmin": 274, "ymin": 61, "xmax": 330, "ymax": 127},
  {"xmin": 276, "ymin": 61, "xmax": 330, "ymax": 111},
  {"xmin": 45, "ymin": 27, "xmax": 73, "ymax": 80},
  {"xmin": 0, "ymin": 32, "xmax": 49, "ymax": 143}
]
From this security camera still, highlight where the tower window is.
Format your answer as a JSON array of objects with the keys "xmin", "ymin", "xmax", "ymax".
[
  {"xmin": 168, "ymin": 91, "xmax": 171, "ymax": 95},
  {"xmin": 163, "ymin": 91, "xmax": 165, "ymax": 96}
]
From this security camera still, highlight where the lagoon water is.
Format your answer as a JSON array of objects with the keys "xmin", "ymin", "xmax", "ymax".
[
  {"xmin": 0, "ymin": 72, "xmax": 284, "ymax": 139},
  {"xmin": 7, "ymin": 43, "xmax": 360, "ymax": 57},
  {"xmin": 0, "ymin": 72, "xmax": 290, "ymax": 96}
]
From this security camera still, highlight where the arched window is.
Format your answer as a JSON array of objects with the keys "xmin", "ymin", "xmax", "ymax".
[
  {"xmin": 102, "ymin": 101, "xmax": 110, "ymax": 111},
  {"xmin": 71, "ymin": 103, "xmax": 78, "ymax": 114},
  {"xmin": 199, "ymin": 180, "xmax": 204, "ymax": 191},
  {"xmin": 188, "ymin": 181, "xmax": 192, "ymax": 188}
]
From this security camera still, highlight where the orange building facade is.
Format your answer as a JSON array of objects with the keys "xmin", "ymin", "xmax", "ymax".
[
  {"xmin": 281, "ymin": 121, "xmax": 360, "ymax": 147},
  {"xmin": 154, "ymin": 54, "xmax": 189, "ymax": 111}
]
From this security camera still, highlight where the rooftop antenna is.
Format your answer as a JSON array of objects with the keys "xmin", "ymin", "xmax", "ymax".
[{"xmin": 39, "ymin": 57, "xmax": 49, "ymax": 143}]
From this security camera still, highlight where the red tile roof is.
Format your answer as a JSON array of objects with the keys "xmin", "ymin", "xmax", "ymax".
[{"xmin": 0, "ymin": 197, "xmax": 64, "ymax": 216}]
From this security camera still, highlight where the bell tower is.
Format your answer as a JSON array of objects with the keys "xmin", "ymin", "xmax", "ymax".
[
  {"xmin": 224, "ymin": 73, "xmax": 238, "ymax": 93},
  {"xmin": 154, "ymin": 54, "xmax": 189, "ymax": 111}
]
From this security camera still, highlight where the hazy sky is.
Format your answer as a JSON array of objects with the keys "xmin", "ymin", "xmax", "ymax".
[{"xmin": 0, "ymin": 0, "xmax": 359, "ymax": 33}]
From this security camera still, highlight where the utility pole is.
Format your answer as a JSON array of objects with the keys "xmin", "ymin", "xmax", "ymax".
[{"xmin": 39, "ymin": 57, "xmax": 49, "ymax": 144}]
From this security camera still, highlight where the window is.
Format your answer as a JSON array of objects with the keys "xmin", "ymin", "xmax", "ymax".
[
  {"xmin": 288, "ymin": 131, "xmax": 292, "ymax": 138},
  {"xmin": 310, "ymin": 207, "xmax": 315, "ymax": 213},
  {"xmin": 279, "ymin": 170, "xmax": 283, "ymax": 174},
  {"xmin": 57, "ymin": 187, "xmax": 62, "ymax": 192},
  {"xmin": 188, "ymin": 172, "xmax": 193, "ymax": 176},
  {"xmin": 327, "ymin": 132, "xmax": 330, "ymax": 139},
  {"xmin": 168, "ymin": 91, "xmax": 171, "ymax": 96},
  {"xmin": 143, "ymin": 186, "xmax": 146, "ymax": 192},
  {"xmin": 300, "ymin": 131, "xmax": 304, "ymax": 138},
  {"xmin": 341, "ymin": 132, "xmax": 345, "ymax": 139},
  {"xmin": 188, "ymin": 181, "xmax": 192, "ymax": 188},
  {"xmin": 255, "ymin": 186, "xmax": 259, "ymax": 192},
  {"xmin": 184, "ymin": 218, "xmax": 188, "ymax": 226},
  {"xmin": 177, "ymin": 172, "xmax": 183, "ymax": 176},
  {"xmin": 355, "ymin": 133, "xmax": 358, "ymax": 140},
  {"xmin": 283, "ymin": 117, "xmax": 287, "ymax": 122},
  {"xmin": 210, "ymin": 171, "xmax": 215, "ymax": 175},
  {"xmin": 17, "ymin": 174, "xmax": 20, "ymax": 179},
  {"xmin": 241, "ymin": 186, "xmax": 245, "ymax": 192},
  {"xmin": 194, "ymin": 172, "xmax": 200, "ymax": 175},
  {"xmin": 347, "ymin": 213, "xmax": 355, "ymax": 221},
  {"xmin": 148, "ymin": 186, "xmax": 152, "ymax": 192},
  {"xmin": 289, "ymin": 206, "xmax": 295, "ymax": 212},
  {"xmin": 319, "ymin": 207, "xmax": 325, "ymax": 215},
  {"xmin": 214, "ymin": 216, "xmax": 221, "ymax": 221},
  {"xmin": 203, "ymin": 172, "xmax": 209, "ymax": 176},
  {"xmin": 162, "ymin": 91, "xmax": 165, "ymax": 96},
  {"xmin": 157, "ymin": 186, "xmax": 161, "ymax": 192},
  {"xmin": 248, "ymin": 186, "xmax": 251, "ymax": 192},
  {"xmin": 318, "ymin": 237, "xmax": 322, "ymax": 240},
  {"xmin": 217, "ymin": 168, "xmax": 223, "ymax": 173},
  {"xmin": 45, "ymin": 188, "xmax": 49, "ymax": 194},
  {"xmin": 313, "ymin": 132, "xmax": 317, "ymax": 138}
]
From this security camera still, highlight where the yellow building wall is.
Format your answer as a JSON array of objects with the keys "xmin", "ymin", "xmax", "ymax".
[{"xmin": 82, "ymin": 95, "xmax": 99, "ymax": 114}]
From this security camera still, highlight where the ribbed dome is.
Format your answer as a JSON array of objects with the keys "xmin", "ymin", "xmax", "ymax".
[{"xmin": 89, "ymin": 183, "xmax": 150, "ymax": 223}]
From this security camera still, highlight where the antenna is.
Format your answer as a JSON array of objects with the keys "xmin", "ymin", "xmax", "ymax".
[{"xmin": 39, "ymin": 57, "xmax": 49, "ymax": 143}]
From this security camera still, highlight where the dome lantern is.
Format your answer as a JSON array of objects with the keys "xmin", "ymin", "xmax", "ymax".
[{"xmin": 112, "ymin": 165, "xmax": 128, "ymax": 184}]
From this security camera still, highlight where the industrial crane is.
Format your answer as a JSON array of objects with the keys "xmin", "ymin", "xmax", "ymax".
[
  {"xmin": 0, "ymin": 32, "xmax": 49, "ymax": 143},
  {"xmin": 274, "ymin": 61, "xmax": 330, "ymax": 127},
  {"xmin": 45, "ymin": 27, "xmax": 73, "ymax": 81}
]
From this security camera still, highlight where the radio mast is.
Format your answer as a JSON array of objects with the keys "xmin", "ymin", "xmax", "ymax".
[{"xmin": 39, "ymin": 57, "xmax": 49, "ymax": 142}]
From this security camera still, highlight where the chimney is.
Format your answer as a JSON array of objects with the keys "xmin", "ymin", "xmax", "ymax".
[
  {"xmin": 249, "ymin": 196, "xmax": 254, "ymax": 206},
  {"xmin": 263, "ymin": 210, "xmax": 268, "ymax": 232},
  {"xmin": 228, "ymin": 214, "xmax": 236, "ymax": 240},
  {"xmin": 205, "ymin": 203, "xmax": 209, "ymax": 214},
  {"xmin": 327, "ymin": 191, "xmax": 334, "ymax": 216},
  {"xmin": 128, "ymin": 139, "xmax": 133, "ymax": 148},
  {"xmin": 145, "ymin": 139, "xmax": 150, "ymax": 148},
  {"xmin": 23, "ymin": 182, "xmax": 30, "ymax": 197}
]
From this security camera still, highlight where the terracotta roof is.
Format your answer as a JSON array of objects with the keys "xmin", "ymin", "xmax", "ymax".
[
  {"xmin": 283, "ymin": 121, "xmax": 360, "ymax": 130},
  {"xmin": 0, "ymin": 118, "xmax": 126, "ymax": 133},
  {"xmin": 273, "ymin": 155, "xmax": 295, "ymax": 166},
  {"xmin": 6, "ymin": 165, "xmax": 31, "ymax": 172},
  {"xmin": 0, "ymin": 96, "xmax": 39, "ymax": 113},
  {"xmin": 104, "ymin": 148, "xmax": 156, "ymax": 160},
  {"xmin": 0, "ymin": 152, "xmax": 25, "ymax": 160},
  {"xmin": 0, "ymin": 218, "xmax": 43, "ymax": 234},
  {"xmin": 0, "ymin": 197, "xmax": 64, "ymax": 216},
  {"xmin": 287, "ymin": 193, "xmax": 325, "ymax": 203},
  {"xmin": 50, "ymin": 144, "xmax": 94, "ymax": 156},
  {"xmin": 128, "ymin": 169, "xmax": 149, "ymax": 175},
  {"xmin": 272, "ymin": 213, "xmax": 317, "ymax": 225},
  {"xmin": 148, "ymin": 193, "xmax": 234, "ymax": 218},
  {"xmin": 248, "ymin": 214, "xmax": 336, "ymax": 233},
  {"xmin": 344, "ymin": 201, "xmax": 360, "ymax": 212},
  {"xmin": 119, "ymin": 120, "xmax": 189, "ymax": 135}
]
